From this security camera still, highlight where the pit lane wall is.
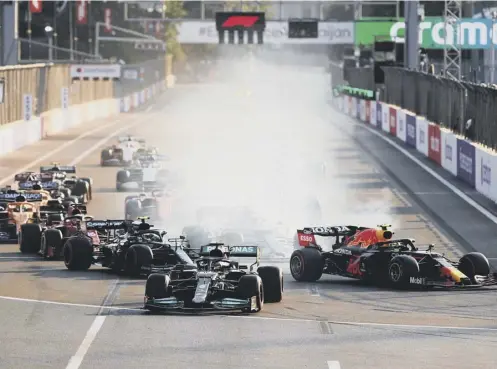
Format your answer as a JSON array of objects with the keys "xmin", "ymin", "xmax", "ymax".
[
  {"xmin": 0, "ymin": 62, "xmax": 172, "ymax": 157},
  {"xmin": 333, "ymin": 95, "xmax": 497, "ymax": 204}
]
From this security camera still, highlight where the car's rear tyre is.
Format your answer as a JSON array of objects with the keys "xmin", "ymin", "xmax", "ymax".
[
  {"xmin": 19, "ymin": 223, "xmax": 42, "ymax": 254},
  {"xmin": 101, "ymin": 150, "xmax": 112, "ymax": 166},
  {"xmin": 290, "ymin": 248, "xmax": 324, "ymax": 282},
  {"xmin": 458, "ymin": 252, "xmax": 490, "ymax": 282},
  {"xmin": 145, "ymin": 274, "xmax": 171, "ymax": 299},
  {"xmin": 125, "ymin": 245, "xmax": 153, "ymax": 276},
  {"xmin": 71, "ymin": 180, "xmax": 89, "ymax": 198},
  {"xmin": 42, "ymin": 229, "xmax": 63, "ymax": 259},
  {"xmin": 63, "ymin": 237, "xmax": 93, "ymax": 271},
  {"xmin": 237, "ymin": 275, "xmax": 263, "ymax": 313},
  {"xmin": 116, "ymin": 171, "xmax": 130, "ymax": 191},
  {"xmin": 258, "ymin": 266, "xmax": 283, "ymax": 303},
  {"xmin": 388, "ymin": 255, "xmax": 419, "ymax": 288}
]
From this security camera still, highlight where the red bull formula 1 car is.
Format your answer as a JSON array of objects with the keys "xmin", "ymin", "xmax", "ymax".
[{"xmin": 290, "ymin": 225, "xmax": 497, "ymax": 289}]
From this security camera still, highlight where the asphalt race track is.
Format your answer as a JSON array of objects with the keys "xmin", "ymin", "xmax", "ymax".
[{"xmin": 0, "ymin": 63, "xmax": 496, "ymax": 369}]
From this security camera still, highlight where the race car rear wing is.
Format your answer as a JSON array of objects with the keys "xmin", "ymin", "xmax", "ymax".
[
  {"xmin": 0, "ymin": 193, "xmax": 43, "ymax": 202},
  {"xmin": 40, "ymin": 165, "xmax": 76, "ymax": 173},
  {"xmin": 86, "ymin": 220, "xmax": 129, "ymax": 230},
  {"xmin": 198, "ymin": 244, "xmax": 261, "ymax": 270},
  {"xmin": 296, "ymin": 226, "xmax": 359, "ymax": 247},
  {"xmin": 118, "ymin": 136, "xmax": 145, "ymax": 143},
  {"xmin": 198, "ymin": 244, "xmax": 260, "ymax": 257},
  {"xmin": 14, "ymin": 172, "xmax": 35, "ymax": 182},
  {"xmin": 18, "ymin": 181, "xmax": 59, "ymax": 190}
]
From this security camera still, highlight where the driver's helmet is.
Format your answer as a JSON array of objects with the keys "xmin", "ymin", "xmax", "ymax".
[
  {"xmin": 71, "ymin": 207, "xmax": 82, "ymax": 216},
  {"xmin": 15, "ymin": 195, "xmax": 26, "ymax": 202},
  {"xmin": 138, "ymin": 193, "xmax": 147, "ymax": 201},
  {"xmin": 32, "ymin": 181, "xmax": 42, "ymax": 190},
  {"xmin": 209, "ymin": 247, "xmax": 225, "ymax": 258},
  {"xmin": 138, "ymin": 219, "xmax": 150, "ymax": 230}
]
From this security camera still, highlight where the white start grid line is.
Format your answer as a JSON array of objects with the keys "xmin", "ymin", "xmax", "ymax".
[{"xmin": 328, "ymin": 361, "xmax": 342, "ymax": 369}]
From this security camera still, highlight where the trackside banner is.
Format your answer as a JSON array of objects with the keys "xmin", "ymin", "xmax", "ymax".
[
  {"xmin": 334, "ymin": 92, "xmax": 497, "ymax": 206},
  {"xmin": 177, "ymin": 21, "xmax": 354, "ymax": 44}
]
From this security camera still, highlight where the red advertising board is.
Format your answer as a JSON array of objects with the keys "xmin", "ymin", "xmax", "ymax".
[
  {"xmin": 428, "ymin": 123, "xmax": 441, "ymax": 164},
  {"xmin": 365, "ymin": 100, "xmax": 370, "ymax": 123},
  {"xmin": 76, "ymin": 0, "xmax": 87, "ymax": 25},
  {"xmin": 389, "ymin": 107, "xmax": 397, "ymax": 136},
  {"xmin": 29, "ymin": 0, "xmax": 42, "ymax": 13}
]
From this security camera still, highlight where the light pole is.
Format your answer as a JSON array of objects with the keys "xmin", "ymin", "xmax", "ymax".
[{"xmin": 44, "ymin": 25, "xmax": 54, "ymax": 61}]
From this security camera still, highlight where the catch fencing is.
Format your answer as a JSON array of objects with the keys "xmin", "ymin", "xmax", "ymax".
[{"xmin": 332, "ymin": 64, "xmax": 497, "ymax": 150}]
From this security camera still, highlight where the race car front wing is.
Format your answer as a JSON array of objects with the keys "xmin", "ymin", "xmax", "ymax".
[
  {"xmin": 408, "ymin": 273, "xmax": 497, "ymax": 289},
  {"xmin": 144, "ymin": 296, "xmax": 257, "ymax": 312}
]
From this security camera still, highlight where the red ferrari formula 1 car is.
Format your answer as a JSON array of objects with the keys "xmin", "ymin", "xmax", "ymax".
[{"xmin": 290, "ymin": 225, "xmax": 497, "ymax": 289}]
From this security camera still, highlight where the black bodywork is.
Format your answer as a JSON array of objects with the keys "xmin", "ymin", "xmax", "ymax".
[
  {"xmin": 124, "ymin": 192, "xmax": 161, "ymax": 221},
  {"xmin": 144, "ymin": 243, "xmax": 283, "ymax": 313},
  {"xmin": 62, "ymin": 220, "xmax": 194, "ymax": 276},
  {"xmin": 290, "ymin": 233, "xmax": 497, "ymax": 289},
  {"xmin": 15, "ymin": 165, "xmax": 93, "ymax": 203}
]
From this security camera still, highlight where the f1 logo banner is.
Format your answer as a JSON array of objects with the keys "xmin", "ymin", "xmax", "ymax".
[{"xmin": 215, "ymin": 12, "xmax": 266, "ymax": 44}]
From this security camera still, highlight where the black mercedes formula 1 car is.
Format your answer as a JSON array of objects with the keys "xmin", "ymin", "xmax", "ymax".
[
  {"xmin": 63, "ymin": 219, "xmax": 195, "ymax": 276},
  {"xmin": 144, "ymin": 243, "xmax": 283, "ymax": 313},
  {"xmin": 290, "ymin": 226, "xmax": 497, "ymax": 289}
]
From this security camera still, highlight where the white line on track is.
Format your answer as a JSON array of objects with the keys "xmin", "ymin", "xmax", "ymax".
[
  {"xmin": 2, "ymin": 294, "xmax": 497, "ymax": 332},
  {"xmin": 226, "ymin": 315, "xmax": 497, "ymax": 331},
  {"xmin": 68, "ymin": 119, "xmax": 144, "ymax": 166},
  {"xmin": 65, "ymin": 316, "xmax": 106, "ymax": 369},
  {"xmin": 0, "ymin": 294, "xmax": 142, "ymax": 312},
  {"xmin": 344, "ymin": 115, "xmax": 497, "ymax": 225},
  {"xmin": 327, "ymin": 361, "xmax": 341, "ymax": 369},
  {"xmin": 0, "ymin": 118, "xmax": 118, "ymax": 186}
]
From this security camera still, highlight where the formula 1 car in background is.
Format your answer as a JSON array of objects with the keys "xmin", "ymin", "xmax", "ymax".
[
  {"xmin": 62, "ymin": 218, "xmax": 194, "ymax": 276},
  {"xmin": 290, "ymin": 225, "xmax": 497, "ymax": 288},
  {"xmin": 116, "ymin": 158, "xmax": 167, "ymax": 192},
  {"xmin": 40, "ymin": 164, "xmax": 93, "ymax": 203},
  {"xmin": 100, "ymin": 136, "xmax": 146, "ymax": 166},
  {"xmin": 144, "ymin": 243, "xmax": 283, "ymax": 313},
  {"xmin": 125, "ymin": 192, "xmax": 162, "ymax": 221},
  {"xmin": 0, "ymin": 193, "xmax": 45, "ymax": 242},
  {"xmin": 19, "ymin": 213, "xmax": 93, "ymax": 256},
  {"xmin": 15, "ymin": 164, "xmax": 93, "ymax": 203}
]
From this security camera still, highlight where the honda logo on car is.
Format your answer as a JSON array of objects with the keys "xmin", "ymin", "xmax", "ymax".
[{"xmin": 409, "ymin": 277, "xmax": 425, "ymax": 285}]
